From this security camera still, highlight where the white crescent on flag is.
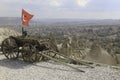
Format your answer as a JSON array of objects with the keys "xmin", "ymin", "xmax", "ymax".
[
  {"xmin": 22, "ymin": 9, "xmax": 33, "ymax": 26},
  {"xmin": 23, "ymin": 14, "xmax": 27, "ymax": 22}
]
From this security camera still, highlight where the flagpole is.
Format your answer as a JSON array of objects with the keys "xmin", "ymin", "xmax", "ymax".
[
  {"xmin": 21, "ymin": 9, "xmax": 23, "ymax": 36},
  {"xmin": 22, "ymin": 26, "xmax": 24, "ymax": 36}
]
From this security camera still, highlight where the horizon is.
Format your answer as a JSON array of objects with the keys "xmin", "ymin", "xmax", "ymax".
[
  {"xmin": 0, "ymin": 0, "xmax": 120, "ymax": 20},
  {"xmin": 0, "ymin": 17, "xmax": 120, "ymax": 20}
]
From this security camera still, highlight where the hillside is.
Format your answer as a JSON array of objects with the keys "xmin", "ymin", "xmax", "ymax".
[{"xmin": 0, "ymin": 28, "xmax": 21, "ymax": 45}]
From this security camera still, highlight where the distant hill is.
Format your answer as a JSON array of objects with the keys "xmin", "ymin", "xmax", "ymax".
[
  {"xmin": 0, "ymin": 17, "xmax": 20, "ymax": 25},
  {"xmin": 36, "ymin": 18, "xmax": 120, "ymax": 25},
  {"xmin": 0, "ymin": 17, "xmax": 120, "ymax": 25}
]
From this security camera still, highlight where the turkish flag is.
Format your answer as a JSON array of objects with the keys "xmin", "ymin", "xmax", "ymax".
[{"xmin": 22, "ymin": 9, "xmax": 33, "ymax": 26}]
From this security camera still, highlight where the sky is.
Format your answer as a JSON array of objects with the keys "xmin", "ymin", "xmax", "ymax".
[{"xmin": 0, "ymin": 0, "xmax": 120, "ymax": 19}]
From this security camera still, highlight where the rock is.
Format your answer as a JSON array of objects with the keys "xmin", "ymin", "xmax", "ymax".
[
  {"xmin": 116, "ymin": 54, "xmax": 120, "ymax": 64},
  {"xmin": 84, "ymin": 43, "xmax": 117, "ymax": 66}
]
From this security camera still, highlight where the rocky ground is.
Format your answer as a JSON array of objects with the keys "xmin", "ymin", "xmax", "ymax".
[{"xmin": 0, "ymin": 54, "xmax": 120, "ymax": 80}]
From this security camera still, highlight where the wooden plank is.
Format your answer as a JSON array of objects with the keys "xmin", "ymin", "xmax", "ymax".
[
  {"xmin": 39, "ymin": 51, "xmax": 85, "ymax": 73},
  {"xmin": 0, "ymin": 46, "xmax": 1, "ymax": 51},
  {"xmin": 0, "ymin": 46, "xmax": 2, "ymax": 54},
  {"xmin": 49, "ymin": 50, "xmax": 94, "ymax": 68}
]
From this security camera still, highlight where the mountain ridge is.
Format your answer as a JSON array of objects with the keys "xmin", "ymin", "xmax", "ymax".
[{"xmin": 0, "ymin": 17, "xmax": 120, "ymax": 25}]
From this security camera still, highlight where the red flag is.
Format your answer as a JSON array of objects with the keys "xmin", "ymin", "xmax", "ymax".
[{"xmin": 22, "ymin": 9, "xmax": 33, "ymax": 26}]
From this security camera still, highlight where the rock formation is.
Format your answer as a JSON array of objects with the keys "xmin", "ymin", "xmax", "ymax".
[{"xmin": 84, "ymin": 43, "xmax": 117, "ymax": 65}]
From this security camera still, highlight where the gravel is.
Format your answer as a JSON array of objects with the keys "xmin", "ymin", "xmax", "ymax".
[{"xmin": 0, "ymin": 55, "xmax": 120, "ymax": 80}]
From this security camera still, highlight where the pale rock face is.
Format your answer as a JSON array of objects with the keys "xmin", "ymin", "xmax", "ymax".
[
  {"xmin": 116, "ymin": 54, "xmax": 120, "ymax": 64},
  {"xmin": 0, "ymin": 28, "xmax": 21, "ymax": 45},
  {"xmin": 84, "ymin": 44, "xmax": 117, "ymax": 66}
]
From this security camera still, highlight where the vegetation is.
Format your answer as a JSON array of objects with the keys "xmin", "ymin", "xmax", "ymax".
[{"xmin": 0, "ymin": 22, "xmax": 120, "ymax": 65}]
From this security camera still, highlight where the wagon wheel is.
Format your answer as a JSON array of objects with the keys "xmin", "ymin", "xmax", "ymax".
[
  {"xmin": 1, "ymin": 37, "xmax": 19, "ymax": 59},
  {"xmin": 22, "ymin": 43, "xmax": 43, "ymax": 62}
]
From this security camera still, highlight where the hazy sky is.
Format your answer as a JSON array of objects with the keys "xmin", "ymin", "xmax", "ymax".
[{"xmin": 0, "ymin": 0, "xmax": 120, "ymax": 19}]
